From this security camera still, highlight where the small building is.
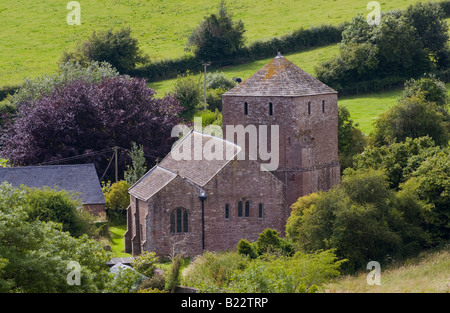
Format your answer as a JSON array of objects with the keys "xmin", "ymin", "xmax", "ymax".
[
  {"xmin": 0, "ymin": 163, "xmax": 106, "ymax": 215},
  {"xmin": 125, "ymin": 131, "xmax": 286, "ymax": 256}
]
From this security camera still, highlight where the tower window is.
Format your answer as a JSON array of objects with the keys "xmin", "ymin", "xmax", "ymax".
[
  {"xmin": 308, "ymin": 101, "xmax": 311, "ymax": 115},
  {"xmin": 225, "ymin": 204, "xmax": 230, "ymax": 219},
  {"xmin": 245, "ymin": 201, "xmax": 250, "ymax": 217},
  {"xmin": 322, "ymin": 100, "xmax": 325, "ymax": 113},
  {"xmin": 258, "ymin": 203, "xmax": 263, "ymax": 218},
  {"xmin": 170, "ymin": 207, "xmax": 189, "ymax": 234},
  {"xmin": 238, "ymin": 201, "xmax": 243, "ymax": 217},
  {"xmin": 244, "ymin": 102, "xmax": 248, "ymax": 115},
  {"xmin": 269, "ymin": 102, "xmax": 273, "ymax": 116}
]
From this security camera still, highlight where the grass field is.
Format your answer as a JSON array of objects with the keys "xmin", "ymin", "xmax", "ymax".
[
  {"xmin": 325, "ymin": 247, "xmax": 450, "ymax": 293},
  {"xmin": 109, "ymin": 224, "xmax": 131, "ymax": 258},
  {"xmin": 0, "ymin": 0, "xmax": 431, "ymax": 86}
]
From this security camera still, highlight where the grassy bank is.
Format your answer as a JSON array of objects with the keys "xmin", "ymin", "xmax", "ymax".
[
  {"xmin": 325, "ymin": 247, "xmax": 450, "ymax": 293},
  {"xmin": 0, "ymin": 0, "xmax": 430, "ymax": 86}
]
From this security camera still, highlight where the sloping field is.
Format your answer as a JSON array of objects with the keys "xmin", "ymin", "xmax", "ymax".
[{"xmin": 0, "ymin": 0, "xmax": 429, "ymax": 86}]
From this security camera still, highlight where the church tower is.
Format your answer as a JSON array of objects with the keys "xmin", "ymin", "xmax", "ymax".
[{"xmin": 222, "ymin": 53, "xmax": 340, "ymax": 211}]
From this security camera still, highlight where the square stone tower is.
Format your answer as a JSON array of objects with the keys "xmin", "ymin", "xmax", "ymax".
[{"xmin": 222, "ymin": 53, "xmax": 340, "ymax": 210}]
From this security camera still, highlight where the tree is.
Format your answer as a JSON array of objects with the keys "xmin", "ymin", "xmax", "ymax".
[
  {"xmin": 103, "ymin": 180, "xmax": 130, "ymax": 223},
  {"xmin": 124, "ymin": 142, "xmax": 148, "ymax": 186},
  {"xmin": 0, "ymin": 61, "xmax": 119, "ymax": 128},
  {"xmin": 337, "ymin": 105, "xmax": 366, "ymax": 170},
  {"xmin": 404, "ymin": 1, "xmax": 449, "ymax": 60},
  {"xmin": 372, "ymin": 93, "xmax": 449, "ymax": 146},
  {"xmin": 25, "ymin": 186, "xmax": 98, "ymax": 238},
  {"xmin": 0, "ymin": 182, "xmax": 112, "ymax": 292},
  {"xmin": 62, "ymin": 27, "xmax": 149, "ymax": 73},
  {"xmin": 0, "ymin": 77, "xmax": 182, "ymax": 181},
  {"xmin": 286, "ymin": 169, "xmax": 429, "ymax": 272},
  {"xmin": 352, "ymin": 136, "xmax": 440, "ymax": 190},
  {"xmin": 173, "ymin": 71, "xmax": 203, "ymax": 119},
  {"xmin": 187, "ymin": 0, "xmax": 245, "ymax": 64},
  {"xmin": 401, "ymin": 148, "xmax": 450, "ymax": 244},
  {"xmin": 401, "ymin": 75, "xmax": 448, "ymax": 107}
]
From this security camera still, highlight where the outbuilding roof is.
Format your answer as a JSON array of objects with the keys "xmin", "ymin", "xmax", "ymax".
[{"xmin": 0, "ymin": 163, "xmax": 105, "ymax": 205}]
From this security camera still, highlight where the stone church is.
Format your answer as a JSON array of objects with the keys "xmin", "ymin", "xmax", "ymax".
[{"xmin": 124, "ymin": 53, "xmax": 340, "ymax": 257}]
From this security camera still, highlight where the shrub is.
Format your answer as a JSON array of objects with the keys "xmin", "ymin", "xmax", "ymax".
[
  {"xmin": 131, "ymin": 251, "xmax": 159, "ymax": 277},
  {"xmin": 372, "ymin": 93, "xmax": 449, "ymax": 146},
  {"xmin": 255, "ymin": 228, "xmax": 294, "ymax": 256},
  {"xmin": 138, "ymin": 271, "xmax": 166, "ymax": 291},
  {"xmin": 226, "ymin": 250, "xmax": 345, "ymax": 293},
  {"xmin": 287, "ymin": 169, "xmax": 430, "ymax": 272},
  {"xmin": 206, "ymin": 71, "xmax": 236, "ymax": 90},
  {"xmin": 102, "ymin": 181, "xmax": 130, "ymax": 223},
  {"xmin": 173, "ymin": 71, "xmax": 203, "ymax": 119},
  {"xmin": 62, "ymin": 27, "xmax": 149, "ymax": 74},
  {"xmin": 182, "ymin": 251, "xmax": 248, "ymax": 292},
  {"xmin": 24, "ymin": 186, "xmax": 98, "ymax": 238},
  {"xmin": 401, "ymin": 75, "xmax": 448, "ymax": 106},
  {"xmin": 237, "ymin": 239, "xmax": 257, "ymax": 259},
  {"xmin": 165, "ymin": 255, "xmax": 182, "ymax": 292},
  {"xmin": 193, "ymin": 109, "xmax": 223, "ymax": 127}
]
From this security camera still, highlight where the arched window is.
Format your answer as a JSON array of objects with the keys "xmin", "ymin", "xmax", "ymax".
[
  {"xmin": 225, "ymin": 204, "xmax": 230, "ymax": 219},
  {"xmin": 244, "ymin": 102, "xmax": 248, "ymax": 115},
  {"xmin": 308, "ymin": 101, "xmax": 311, "ymax": 115},
  {"xmin": 322, "ymin": 100, "xmax": 325, "ymax": 113},
  {"xmin": 269, "ymin": 102, "xmax": 273, "ymax": 116},
  {"xmin": 238, "ymin": 201, "xmax": 243, "ymax": 217},
  {"xmin": 170, "ymin": 207, "xmax": 189, "ymax": 234},
  {"xmin": 259, "ymin": 203, "xmax": 263, "ymax": 218},
  {"xmin": 245, "ymin": 200, "xmax": 250, "ymax": 217}
]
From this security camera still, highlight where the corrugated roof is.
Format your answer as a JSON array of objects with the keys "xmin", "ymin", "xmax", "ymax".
[
  {"xmin": 0, "ymin": 164, "xmax": 105, "ymax": 204},
  {"xmin": 223, "ymin": 54, "xmax": 337, "ymax": 97}
]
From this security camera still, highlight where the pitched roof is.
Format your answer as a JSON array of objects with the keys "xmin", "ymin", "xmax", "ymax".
[
  {"xmin": 129, "ymin": 131, "xmax": 241, "ymax": 200},
  {"xmin": 128, "ymin": 166, "xmax": 177, "ymax": 201},
  {"xmin": 158, "ymin": 131, "xmax": 241, "ymax": 187},
  {"xmin": 223, "ymin": 53, "xmax": 337, "ymax": 97},
  {"xmin": 0, "ymin": 164, "xmax": 105, "ymax": 204}
]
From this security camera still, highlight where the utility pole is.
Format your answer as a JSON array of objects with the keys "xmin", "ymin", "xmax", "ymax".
[
  {"xmin": 202, "ymin": 61, "xmax": 211, "ymax": 110},
  {"xmin": 114, "ymin": 146, "xmax": 118, "ymax": 183}
]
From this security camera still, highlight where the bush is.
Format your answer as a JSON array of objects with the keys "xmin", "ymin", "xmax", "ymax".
[
  {"xmin": 237, "ymin": 239, "xmax": 257, "ymax": 259},
  {"xmin": 182, "ymin": 251, "xmax": 248, "ymax": 292},
  {"xmin": 173, "ymin": 71, "xmax": 203, "ymax": 119},
  {"xmin": 165, "ymin": 255, "xmax": 182, "ymax": 292},
  {"xmin": 372, "ymin": 93, "xmax": 449, "ymax": 146},
  {"xmin": 286, "ymin": 169, "xmax": 429, "ymax": 272},
  {"xmin": 124, "ymin": 142, "xmax": 147, "ymax": 186},
  {"xmin": 193, "ymin": 109, "xmax": 223, "ymax": 127},
  {"xmin": 24, "ymin": 186, "xmax": 98, "ymax": 238},
  {"xmin": 402, "ymin": 75, "xmax": 448, "ymax": 106},
  {"xmin": 226, "ymin": 250, "xmax": 345, "ymax": 293},
  {"xmin": 138, "ymin": 271, "xmax": 166, "ymax": 291},
  {"xmin": 102, "ymin": 181, "xmax": 130, "ymax": 223},
  {"xmin": 62, "ymin": 27, "xmax": 149, "ymax": 74},
  {"xmin": 255, "ymin": 228, "xmax": 294, "ymax": 256},
  {"xmin": 131, "ymin": 251, "xmax": 159, "ymax": 277}
]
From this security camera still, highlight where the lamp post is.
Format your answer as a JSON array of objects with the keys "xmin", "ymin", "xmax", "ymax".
[{"xmin": 198, "ymin": 190, "xmax": 207, "ymax": 251}]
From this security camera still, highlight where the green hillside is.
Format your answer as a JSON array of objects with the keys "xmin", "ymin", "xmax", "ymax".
[{"xmin": 0, "ymin": 0, "xmax": 431, "ymax": 86}]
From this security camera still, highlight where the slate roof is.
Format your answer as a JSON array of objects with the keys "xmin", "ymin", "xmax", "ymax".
[
  {"xmin": 223, "ymin": 53, "xmax": 337, "ymax": 97},
  {"xmin": 129, "ymin": 131, "xmax": 241, "ymax": 200},
  {"xmin": 0, "ymin": 164, "xmax": 105, "ymax": 204}
]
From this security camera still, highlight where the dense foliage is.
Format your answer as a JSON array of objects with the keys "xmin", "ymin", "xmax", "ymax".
[
  {"xmin": 0, "ymin": 77, "xmax": 182, "ymax": 181},
  {"xmin": 0, "ymin": 183, "xmax": 111, "ymax": 292},
  {"xmin": 316, "ymin": 2, "xmax": 449, "ymax": 94},
  {"xmin": 187, "ymin": 1, "xmax": 245, "ymax": 65},
  {"xmin": 62, "ymin": 27, "xmax": 150, "ymax": 74}
]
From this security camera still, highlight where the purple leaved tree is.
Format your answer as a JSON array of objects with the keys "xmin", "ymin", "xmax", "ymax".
[{"xmin": 0, "ymin": 77, "xmax": 183, "ymax": 181}]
